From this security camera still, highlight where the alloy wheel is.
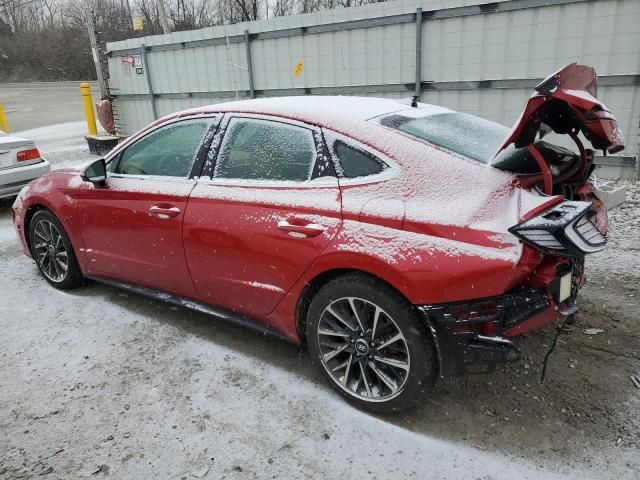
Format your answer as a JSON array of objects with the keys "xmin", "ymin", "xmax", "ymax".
[
  {"xmin": 316, "ymin": 297, "xmax": 411, "ymax": 402},
  {"xmin": 32, "ymin": 219, "xmax": 69, "ymax": 283}
]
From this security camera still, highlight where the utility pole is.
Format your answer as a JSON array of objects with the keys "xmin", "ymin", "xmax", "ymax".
[
  {"xmin": 155, "ymin": 0, "xmax": 171, "ymax": 35},
  {"xmin": 85, "ymin": 8, "xmax": 108, "ymax": 99}
]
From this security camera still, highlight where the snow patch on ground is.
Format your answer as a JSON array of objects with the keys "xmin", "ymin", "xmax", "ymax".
[
  {"xmin": 588, "ymin": 180, "xmax": 640, "ymax": 280},
  {"xmin": 0, "ymin": 251, "xmax": 615, "ymax": 479},
  {"xmin": 0, "ymin": 214, "xmax": 17, "ymax": 243}
]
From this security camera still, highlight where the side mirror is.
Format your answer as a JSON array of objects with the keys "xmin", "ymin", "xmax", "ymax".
[{"xmin": 84, "ymin": 158, "xmax": 107, "ymax": 186}]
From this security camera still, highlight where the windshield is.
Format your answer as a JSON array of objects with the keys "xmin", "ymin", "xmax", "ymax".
[{"xmin": 377, "ymin": 111, "xmax": 510, "ymax": 164}]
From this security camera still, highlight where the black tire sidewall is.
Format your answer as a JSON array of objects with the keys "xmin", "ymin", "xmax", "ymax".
[
  {"xmin": 29, "ymin": 210, "xmax": 83, "ymax": 290},
  {"xmin": 306, "ymin": 273, "xmax": 436, "ymax": 413}
]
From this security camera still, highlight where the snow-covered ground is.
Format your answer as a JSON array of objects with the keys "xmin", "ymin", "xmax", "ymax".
[
  {"xmin": 0, "ymin": 123, "xmax": 638, "ymax": 479},
  {"xmin": 588, "ymin": 180, "xmax": 640, "ymax": 279},
  {"xmin": 0, "ymin": 251, "xmax": 584, "ymax": 479},
  {"xmin": 16, "ymin": 121, "xmax": 96, "ymax": 168}
]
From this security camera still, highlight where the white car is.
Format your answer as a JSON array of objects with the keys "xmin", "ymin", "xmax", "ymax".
[{"xmin": 0, "ymin": 130, "xmax": 50, "ymax": 199}]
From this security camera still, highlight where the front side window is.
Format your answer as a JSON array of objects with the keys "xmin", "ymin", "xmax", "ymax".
[
  {"xmin": 214, "ymin": 118, "xmax": 316, "ymax": 182},
  {"xmin": 115, "ymin": 118, "xmax": 214, "ymax": 177}
]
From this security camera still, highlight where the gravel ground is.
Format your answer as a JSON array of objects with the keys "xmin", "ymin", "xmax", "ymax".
[{"xmin": 0, "ymin": 122, "xmax": 638, "ymax": 479}]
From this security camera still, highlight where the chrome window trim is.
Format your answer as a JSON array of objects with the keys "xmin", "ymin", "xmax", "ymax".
[
  {"xmin": 218, "ymin": 112, "xmax": 317, "ymax": 131},
  {"xmin": 196, "ymin": 175, "xmax": 339, "ymax": 189},
  {"xmin": 103, "ymin": 114, "xmax": 219, "ymax": 174},
  {"xmin": 107, "ymin": 173, "xmax": 197, "ymax": 184}
]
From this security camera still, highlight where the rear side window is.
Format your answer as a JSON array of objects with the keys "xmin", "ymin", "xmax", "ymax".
[
  {"xmin": 115, "ymin": 118, "xmax": 214, "ymax": 177},
  {"xmin": 379, "ymin": 112, "xmax": 509, "ymax": 164},
  {"xmin": 214, "ymin": 118, "xmax": 316, "ymax": 182},
  {"xmin": 331, "ymin": 139, "xmax": 387, "ymax": 178}
]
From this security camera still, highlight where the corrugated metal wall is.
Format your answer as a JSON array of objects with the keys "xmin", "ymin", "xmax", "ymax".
[{"xmin": 106, "ymin": 0, "xmax": 640, "ymax": 164}]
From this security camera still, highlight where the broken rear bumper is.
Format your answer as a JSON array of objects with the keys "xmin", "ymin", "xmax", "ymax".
[{"xmin": 417, "ymin": 287, "xmax": 569, "ymax": 376}]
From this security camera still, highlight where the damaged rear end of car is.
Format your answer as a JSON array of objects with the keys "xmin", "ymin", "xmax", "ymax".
[
  {"xmin": 398, "ymin": 63, "xmax": 623, "ymax": 376},
  {"xmin": 420, "ymin": 198, "xmax": 606, "ymax": 376}
]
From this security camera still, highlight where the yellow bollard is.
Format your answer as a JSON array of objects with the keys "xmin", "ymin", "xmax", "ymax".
[
  {"xmin": 0, "ymin": 100, "xmax": 8, "ymax": 132},
  {"xmin": 80, "ymin": 83, "xmax": 98, "ymax": 136}
]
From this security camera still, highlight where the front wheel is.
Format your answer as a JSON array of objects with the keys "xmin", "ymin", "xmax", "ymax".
[
  {"xmin": 29, "ymin": 210, "xmax": 83, "ymax": 289},
  {"xmin": 306, "ymin": 273, "xmax": 436, "ymax": 413}
]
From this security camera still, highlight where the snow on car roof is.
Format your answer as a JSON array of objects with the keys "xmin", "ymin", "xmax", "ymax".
[{"xmin": 173, "ymin": 96, "xmax": 452, "ymax": 124}]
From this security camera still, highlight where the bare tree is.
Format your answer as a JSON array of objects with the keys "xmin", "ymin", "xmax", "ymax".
[
  {"xmin": 41, "ymin": 0, "xmax": 59, "ymax": 27},
  {"xmin": 0, "ymin": 0, "xmax": 394, "ymax": 82},
  {"xmin": 169, "ymin": 0, "xmax": 218, "ymax": 30},
  {"xmin": 272, "ymin": 0, "xmax": 295, "ymax": 17}
]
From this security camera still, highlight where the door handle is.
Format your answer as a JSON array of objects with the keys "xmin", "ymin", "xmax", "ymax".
[
  {"xmin": 149, "ymin": 205, "xmax": 181, "ymax": 219},
  {"xmin": 277, "ymin": 220, "xmax": 325, "ymax": 238}
]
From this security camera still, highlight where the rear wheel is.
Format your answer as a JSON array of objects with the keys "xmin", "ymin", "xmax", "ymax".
[
  {"xmin": 29, "ymin": 210, "xmax": 83, "ymax": 289},
  {"xmin": 306, "ymin": 273, "xmax": 436, "ymax": 413}
]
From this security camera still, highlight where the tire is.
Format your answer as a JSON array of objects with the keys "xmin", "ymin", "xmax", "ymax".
[
  {"xmin": 306, "ymin": 273, "xmax": 436, "ymax": 413},
  {"xmin": 29, "ymin": 209, "xmax": 83, "ymax": 290}
]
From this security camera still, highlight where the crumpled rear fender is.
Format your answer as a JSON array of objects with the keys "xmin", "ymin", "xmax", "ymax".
[{"xmin": 289, "ymin": 220, "xmax": 541, "ymax": 306}]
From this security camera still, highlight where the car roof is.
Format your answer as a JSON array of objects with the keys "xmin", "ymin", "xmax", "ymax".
[{"xmin": 171, "ymin": 96, "xmax": 453, "ymax": 126}]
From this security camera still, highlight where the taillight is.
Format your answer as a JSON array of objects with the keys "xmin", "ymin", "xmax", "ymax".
[
  {"xmin": 17, "ymin": 148, "xmax": 40, "ymax": 162},
  {"xmin": 509, "ymin": 200, "xmax": 606, "ymax": 256}
]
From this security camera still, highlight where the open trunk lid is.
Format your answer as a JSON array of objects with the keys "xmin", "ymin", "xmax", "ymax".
[
  {"xmin": 491, "ymin": 63, "xmax": 624, "ymax": 200},
  {"xmin": 497, "ymin": 63, "xmax": 624, "ymax": 156},
  {"xmin": 495, "ymin": 63, "xmax": 618, "ymax": 251}
]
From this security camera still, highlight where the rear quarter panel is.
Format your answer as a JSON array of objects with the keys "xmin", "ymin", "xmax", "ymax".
[
  {"xmin": 295, "ymin": 219, "xmax": 534, "ymax": 306},
  {"xmin": 308, "ymin": 123, "xmax": 554, "ymax": 307}
]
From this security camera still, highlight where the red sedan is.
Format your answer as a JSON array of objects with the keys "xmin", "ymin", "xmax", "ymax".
[{"xmin": 12, "ymin": 63, "xmax": 623, "ymax": 412}]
